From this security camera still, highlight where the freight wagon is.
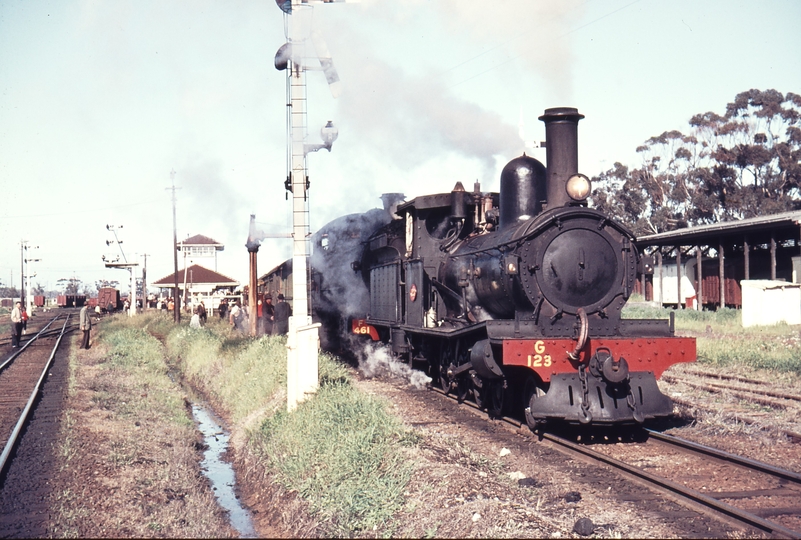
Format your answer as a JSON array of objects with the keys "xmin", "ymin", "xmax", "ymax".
[
  {"xmin": 56, "ymin": 294, "xmax": 87, "ymax": 308},
  {"xmin": 98, "ymin": 288, "xmax": 122, "ymax": 312}
]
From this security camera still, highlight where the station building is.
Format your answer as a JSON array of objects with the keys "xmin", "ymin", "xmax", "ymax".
[
  {"xmin": 151, "ymin": 234, "xmax": 240, "ymax": 314},
  {"xmin": 634, "ymin": 210, "xmax": 801, "ymax": 325}
]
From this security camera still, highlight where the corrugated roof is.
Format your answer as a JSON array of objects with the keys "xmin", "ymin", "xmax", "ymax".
[{"xmin": 635, "ymin": 210, "xmax": 801, "ymax": 247}]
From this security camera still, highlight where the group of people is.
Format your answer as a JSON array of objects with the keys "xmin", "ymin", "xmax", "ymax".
[
  {"xmin": 183, "ymin": 293, "xmax": 290, "ymax": 337},
  {"xmin": 9, "ymin": 301, "xmax": 29, "ymax": 348},
  {"xmin": 227, "ymin": 293, "xmax": 291, "ymax": 336},
  {"xmin": 157, "ymin": 297, "xmax": 176, "ymax": 311},
  {"xmin": 8, "ymin": 292, "xmax": 295, "ymax": 352}
]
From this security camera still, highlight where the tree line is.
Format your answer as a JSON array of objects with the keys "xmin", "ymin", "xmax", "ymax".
[{"xmin": 591, "ymin": 89, "xmax": 801, "ymax": 236}]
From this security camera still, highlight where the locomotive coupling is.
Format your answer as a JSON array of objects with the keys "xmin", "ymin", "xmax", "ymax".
[{"xmin": 589, "ymin": 347, "xmax": 630, "ymax": 383}]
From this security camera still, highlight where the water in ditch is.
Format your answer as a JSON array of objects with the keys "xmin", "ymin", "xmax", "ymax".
[{"xmin": 191, "ymin": 404, "xmax": 257, "ymax": 538}]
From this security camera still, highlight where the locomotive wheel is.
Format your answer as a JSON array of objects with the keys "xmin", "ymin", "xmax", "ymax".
[
  {"xmin": 486, "ymin": 381, "xmax": 505, "ymax": 418},
  {"xmin": 523, "ymin": 375, "xmax": 548, "ymax": 428},
  {"xmin": 439, "ymin": 346, "xmax": 455, "ymax": 393},
  {"xmin": 455, "ymin": 346, "xmax": 471, "ymax": 403},
  {"xmin": 439, "ymin": 363, "xmax": 452, "ymax": 393},
  {"xmin": 473, "ymin": 377, "xmax": 486, "ymax": 409},
  {"xmin": 455, "ymin": 376, "xmax": 470, "ymax": 403}
]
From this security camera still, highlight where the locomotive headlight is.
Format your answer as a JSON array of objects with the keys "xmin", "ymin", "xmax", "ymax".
[{"xmin": 566, "ymin": 174, "xmax": 591, "ymax": 201}]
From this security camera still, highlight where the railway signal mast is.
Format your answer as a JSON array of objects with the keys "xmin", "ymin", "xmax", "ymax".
[
  {"xmin": 274, "ymin": 0, "xmax": 353, "ymax": 412},
  {"xmin": 20, "ymin": 241, "xmax": 39, "ymax": 314},
  {"xmin": 103, "ymin": 224, "xmax": 138, "ymax": 317}
]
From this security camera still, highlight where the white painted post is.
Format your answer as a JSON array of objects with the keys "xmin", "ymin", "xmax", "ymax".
[{"xmin": 285, "ymin": 0, "xmax": 317, "ymax": 412}]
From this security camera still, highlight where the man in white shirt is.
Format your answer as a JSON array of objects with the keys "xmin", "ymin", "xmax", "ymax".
[
  {"xmin": 79, "ymin": 302, "xmax": 92, "ymax": 349},
  {"xmin": 10, "ymin": 301, "xmax": 23, "ymax": 348},
  {"xmin": 229, "ymin": 300, "xmax": 246, "ymax": 333}
]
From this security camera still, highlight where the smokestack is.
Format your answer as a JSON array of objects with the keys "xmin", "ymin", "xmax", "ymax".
[{"xmin": 539, "ymin": 107, "xmax": 584, "ymax": 209}]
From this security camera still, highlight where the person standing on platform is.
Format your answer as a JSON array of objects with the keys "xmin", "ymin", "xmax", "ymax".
[
  {"xmin": 197, "ymin": 301, "xmax": 207, "ymax": 326},
  {"xmin": 229, "ymin": 299, "xmax": 246, "ymax": 333},
  {"xmin": 80, "ymin": 301, "xmax": 92, "ymax": 349},
  {"xmin": 262, "ymin": 295, "xmax": 275, "ymax": 336},
  {"xmin": 273, "ymin": 294, "xmax": 291, "ymax": 336}
]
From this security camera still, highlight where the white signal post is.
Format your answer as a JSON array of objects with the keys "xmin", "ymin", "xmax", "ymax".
[
  {"xmin": 276, "ymin": 0, "xmax": 351, "ymax": 412},
  {"xmin": 25, "ymin": 258, "xmax": 39, "ymax": 314}
]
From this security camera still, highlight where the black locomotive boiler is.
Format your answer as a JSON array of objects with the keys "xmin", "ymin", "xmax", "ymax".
[{"xmin": 269, "ymin": 107, "xmax": 696, "ymax": 427}]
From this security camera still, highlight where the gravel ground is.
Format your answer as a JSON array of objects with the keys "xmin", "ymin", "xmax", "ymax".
[{"xmin": 4, "ymin": 327, "xmax": 799, "ymax": 538}]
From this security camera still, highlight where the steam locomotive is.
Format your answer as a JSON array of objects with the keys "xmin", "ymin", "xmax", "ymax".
[{"xmin": 265, "ymin": 107, "xmax": 696, "ymax": 427}]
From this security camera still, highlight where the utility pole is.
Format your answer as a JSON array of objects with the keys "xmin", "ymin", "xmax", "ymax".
[
  {"xmin": 168, "ymin": 169, "xmax": 181, "ymax": 323},
  {"xmin": 141, "ymin": 253, "xmax": 150, "ymax": 310}
]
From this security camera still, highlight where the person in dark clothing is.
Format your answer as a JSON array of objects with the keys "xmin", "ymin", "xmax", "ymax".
[
  {"xmin": 262, "ymin": 295, "xmax": 275, "ymax": 336},
  {"xmin": 219, "ymin": 298, "xmax": 228, "ymax": 320},
  {"xmin": 272, "ymin": 294, "xmax": 292, "ymax": 336},
  {"xmin": 197, "ymin": 301, "xmax": 207, "ymax": 326}
]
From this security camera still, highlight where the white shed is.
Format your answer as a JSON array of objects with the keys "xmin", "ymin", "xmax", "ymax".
[{"xmin": 741, "ymin": 280, "xmax": 801, "ymax": 327}]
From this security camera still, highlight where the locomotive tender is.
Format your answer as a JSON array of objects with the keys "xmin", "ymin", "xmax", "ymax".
[{"xmin": 278, "ymin": 107, "xmax": 695, "ymax": 427}]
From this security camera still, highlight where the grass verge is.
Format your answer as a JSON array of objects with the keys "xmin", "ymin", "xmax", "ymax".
[
  {"xmin": 50, "ymin": 312, "xmax": 233, "ymax": 537},
  {"xmin": 624, "ymin": 304, "xmax": 801, "ymax": 376},
  {"xmin": 137, "ymin": 311, "xmax": 417, "ymax": 537}
]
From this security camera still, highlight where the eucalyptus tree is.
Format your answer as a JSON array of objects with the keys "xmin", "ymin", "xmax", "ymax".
[{"xmin": 591, "ymin": 89, "xmax": 801, "ymax": 234}]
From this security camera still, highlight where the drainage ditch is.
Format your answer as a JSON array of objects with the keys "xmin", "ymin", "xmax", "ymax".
[{"xmin": 191, "ymin": 403, "xmax": 257, "ymax": 538}]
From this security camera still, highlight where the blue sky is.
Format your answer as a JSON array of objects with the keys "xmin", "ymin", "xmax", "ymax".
[{"xmin": 1, "ymin": 0, "xmax": 799, "ymax": 295}]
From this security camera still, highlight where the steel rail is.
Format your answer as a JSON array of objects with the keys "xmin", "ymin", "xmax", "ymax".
[
  {"xmin": 538, "ymin": 431, "xmax": 801, "ymax": 538},
  {"xmin": 429, "ymin": 385, "xmax": 801, "ymax": 538},
  {"xmin": 663, "ymin": 374, "xmax": 801, "ymax": 403},
  {"xmin": 0, "ymin": 321, "xmax": 78, "ymax": 348},
  {"xmin": 645, "ymin": 429, "xmax": 801, "ymax": 483},
  {"xmin": 0, "ymin": 314, "xmax": 64, "ymax": 372},
  {"xmin": 0, "ymin": 314, "xmax": 71, "ymax": 477}
]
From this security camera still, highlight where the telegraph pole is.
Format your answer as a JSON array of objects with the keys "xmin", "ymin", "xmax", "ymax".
[
  {"xmin": 141, "ymin": 253, "xmax": 150, "ymax": 310},
  {"xmin": 168, "ymin": 170, "xmax": 181, "ymax": 323}
]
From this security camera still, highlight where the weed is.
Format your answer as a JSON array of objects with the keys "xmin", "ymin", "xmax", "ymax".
[
  {"xmin": 251, "ymin": 379, "xmax": 413, "ymax": 536},
  {"xmin": 624, "ymin": 304, "xmax": 801, "ymax": 376}
]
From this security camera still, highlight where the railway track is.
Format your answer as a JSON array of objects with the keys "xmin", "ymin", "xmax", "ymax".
[
  {"xmin": 664, "ymin": 369, "xmax": 801, "ymax": 443},
  {"xmin": 431, "ymin": 385, "xmax": 801, "ymax": 538},
  {"xmin": 0, "ymin": 313, "xmax": 74, "ymax": 478}
]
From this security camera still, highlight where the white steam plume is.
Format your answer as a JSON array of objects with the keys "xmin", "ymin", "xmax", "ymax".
[{"xmin": 357, "ymin": 342, "xmax": 432, "ymax": 390}]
